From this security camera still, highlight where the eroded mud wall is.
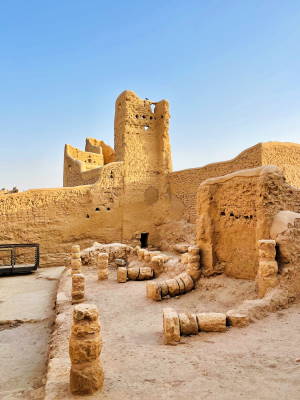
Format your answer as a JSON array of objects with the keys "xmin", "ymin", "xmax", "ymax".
[
  {"xmin": 169, "ymin": 142, "xmax": 300, "ymax": 225},
  {"xmin": 0, "ymin": 164, "xmax": 124, "ymax": 266},
  {"xmin": 196, "ymin": 166, "xmax": 300, "ymax": 280}
]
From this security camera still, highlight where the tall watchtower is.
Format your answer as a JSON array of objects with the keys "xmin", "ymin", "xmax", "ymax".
[{"xmin": 114, "ymin": 90, "xmax": 172, "ymax": 184}]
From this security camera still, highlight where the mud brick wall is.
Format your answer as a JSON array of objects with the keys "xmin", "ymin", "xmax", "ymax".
[{"xmin": 196, "ymin": 166, "xmax": 300, "ymax": 280}]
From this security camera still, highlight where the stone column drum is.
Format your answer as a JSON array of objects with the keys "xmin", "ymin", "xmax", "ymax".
[
  {"xmin": 71, "ymin": 245, "xmax": 81, "ymax": 275},
  {"xmin": 163, "ymin": 308, "xmax": 226, "ymax": 344},
  {"xmin": 186, "ymin": 245, "xmax": 201, "ymax": 282},
  {"xmin": 146, "ymin": 272, "xmax": 194, "ymax": 301},
  {"xmin": 69, "ymin": 304, "xmax": 104, "ymax": 395},
  {"xmin": 256, "ymin": 239, "xmax": 278, "ymax": 298},
  {"xmin": 117, "ymin": 267, "xmax": 128, "ymax": 283},
  {"xmin": 72, "ymin": 273, "xmax": 85, "ymax": 304},
  {"xmin": 97, "ymin": 252, "xmax": 109, "ymax": 280}
]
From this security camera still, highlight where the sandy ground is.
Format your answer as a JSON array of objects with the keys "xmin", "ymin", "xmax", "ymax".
[
  {"xmin": 46, "ymin": 267, "xmax": 300, "ymax": 400},
  {"xmin": 0, "ymin": 267, "xmax": 65, "ymax": 400}
]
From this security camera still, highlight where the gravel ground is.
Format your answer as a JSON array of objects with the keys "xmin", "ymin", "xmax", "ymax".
[{"xmin": 45, "ymin": 266, "xmax": 300, "ymax": 400}]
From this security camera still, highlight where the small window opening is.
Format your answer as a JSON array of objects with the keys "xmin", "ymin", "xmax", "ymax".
[
  {"xmin": 150, "ymin": 116, "xmax": 153, "ymax": 120},
  {"xmin": 230, "ymin": 212, "xmax": 234, "ymax": 217},
  {"xmin": 86, "ymin": 214, "xmax": 90, "ymax": 218},
  {"xmin": 144, "ymin": 126, "xmax": 149, "ymax": 131},
  {"xmin": 140, "ymin": 232, "xmax": 149, "ymax": 248},
  {"xmin": 142, "ymin": 115, "xmax": 146, "ymax": 119},
  {"xmin": 95, "ymin": 207, "xmax": 100, "ymax": 211},
  {"xmin": 150, "ymin": 104, "xmax": 155, "ymax": 113},
  {"xmin": 106, "ymin": 207, "xmax": 110, "ymax": 211},
  {"xmin": 68, "ymin": 165, "xmax": 71, "ymax": 170},
  {"xmin": 110, "ymin": 171, "xmax": 114, "ymax": 178},
  {"xmin": 220, "ymin": 211, "xmax": 225, "ymax": 216},
  {"xmin": 161, "ymin": 115, "xmax": 164, "ymax": 119},
  {"xmin": 135, "ymin": 114, "xmax": 139, "ymax": 118}
]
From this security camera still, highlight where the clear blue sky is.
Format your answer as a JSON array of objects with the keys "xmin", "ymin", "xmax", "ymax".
[{"xmin": 0, "ymin": 0, "xmax": 299, "ymax": 190}]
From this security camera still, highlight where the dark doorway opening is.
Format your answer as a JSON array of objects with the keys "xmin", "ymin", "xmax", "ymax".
[{"xmin": 140, "ymin": 232, "xmax": 149, "ymax": 248}]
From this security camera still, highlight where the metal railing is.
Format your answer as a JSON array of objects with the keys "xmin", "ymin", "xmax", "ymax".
[{"xmin": 0, "ymin": 243, "xmax": 40, "ymax": 274}]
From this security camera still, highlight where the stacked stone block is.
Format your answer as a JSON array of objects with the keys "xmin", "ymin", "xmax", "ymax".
[
  {"xmin": 256, "ymin": 240, "xmax": 278, "ymax": 298},
  {"xmin": 71, "ymin": 245, "xmax": 81, "ymax": 275},
  {"xmin": 117, "ymin": 266, "xmax": 154, "ymax": 283},
  {"xmin": 147, "ymin": 246, "xmax": 201, "ymax": 301},
  {"xmin": 163, "ymin": 308, "xmax": 181, "ymax": 345},
  {"xmin": 117, "ymin": 267, "xmax": 128, "ymax": 283},
  {"xmin": 132, "ymin": 246, "xmax": 140, "ymax": 256},
  {"xmin": 163, "ymin": 308, "xmax": 226, "ymax": 345},
  {"xmin": 69, "ymin": 304, "xmax": 104, "ymax": 394},
  {"xmin": 226, "ymin": 310, "xmax": 250, "ymax": 327},
  {"xmin": 72, "ymin": 273, "xmax": 85, "ymax": 304},
  {"xmin": 96, "ymin": 252, "xmax": 109, "ymax": 280},
  {"xmin": 146, "ymin": 271, "xmax": 194, "ymax": 301},
  {"xmin": 150, "ymin": 255, "xmax": 166, "ymax": 275},
  {"xmin": 137, "ymin": 248, "xmax": 146, "ymax": 261},
  {"xmin": 185, "ymin": 246, "xmax": 201, "ymax": 282}
]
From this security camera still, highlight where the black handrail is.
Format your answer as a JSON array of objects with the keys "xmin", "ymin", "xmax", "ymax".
[{"xmin": 0, "ymin": 243, "xmax": 40, "ymax": 274}]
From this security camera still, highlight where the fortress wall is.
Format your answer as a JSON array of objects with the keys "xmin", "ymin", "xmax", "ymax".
[
  {"xmin": 196, "ymin": 166, "xmax": 300, "ymax": 280},
  {"xmin": 64, "ymin": 144, "xmax": 104, "ymax": 187},
  {"xmin": 64, "ymin": 144, "xmax": 122, "ymax": 188},
  {"xmin": 120, "ymin": 176, "xmax": 178, "ymax": 247},
  {"xmin": 169, "ymin": 144, "xmax": 262, "ymax": 223},
  {"xmin": 65, "ymin": 144, "xmax": 104, "ymax": 169},
  {"xmin": 85, "ymin": 138, "xmax": 115, "ymax": 164},
  {"xmin": 3, "ymin": 88, "xmax": 300, "ymax": 268},
  {"xmin": 262, "ymin": 142, "xmax": 300, "ymax": 188},
  {"xmin": 113, "ymin": 91, "xmax": 174, "ymax": 247},
  {"xmin": 169, "ymin": 142, "xmax": 300, "ymax": 224},
  {"xmin": 0, "ymin": 165, "xmax": 125, "ymax": 266},
  {"xmin": 71, "ymin": 161, "xmax": 124, "ymax": 190},
  {"xmin": 114, "ymin": 91, "xmax": 172, "ymax": 183},
  {"xmin": 85, "ymin": 137, "xmax": 102, "ymax": 154},
  {"xmin": 65, "ymin": 164, "xmax": 102, "ymax": 187}
]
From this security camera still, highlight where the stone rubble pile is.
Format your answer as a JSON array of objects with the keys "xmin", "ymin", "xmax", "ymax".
[
  {"xmin": 136, "ymin": 248, "xmax": 169, "ymax": 275},
  {"xmin": 81, "ymin": 242, "xmax": 132, "ymax": 267}
]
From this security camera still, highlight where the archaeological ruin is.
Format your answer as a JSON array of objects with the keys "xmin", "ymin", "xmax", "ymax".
[{"xmin": 1, "ymin": 90, "xmax": 300, "ymax": 399}]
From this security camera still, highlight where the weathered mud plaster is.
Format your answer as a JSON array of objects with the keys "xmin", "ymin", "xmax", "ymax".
[
  {"xmin": 1, "ymin": 91, "xmax": 300, "ymax": 268},
  {"xmin": 197, "ymin": 166, "xmax": 300, "ymax": 279}
]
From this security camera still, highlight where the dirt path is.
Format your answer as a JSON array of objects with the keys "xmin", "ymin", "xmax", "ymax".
[
  {"xmin": 0, "ymin": 267, "xmax": 65, "ymax": 399},
  {"xmin": 46, "ymin": 267, "xmax": 300, "ymax": 400}
]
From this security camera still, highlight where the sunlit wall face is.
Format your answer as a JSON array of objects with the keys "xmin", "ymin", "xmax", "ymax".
[{"xmin": 0, "ymin": 1, "xmax": 299, "ymax": 191}]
